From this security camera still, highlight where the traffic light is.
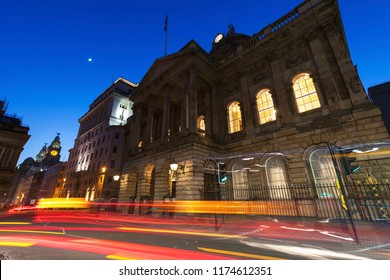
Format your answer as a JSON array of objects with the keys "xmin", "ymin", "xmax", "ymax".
[
  {"xmin": 218, "ymin": 162, "xmax": 228, "ymax": 184},
  {"xmin": 340, "ymin": 148, "xmax": 360, "ymax": 175}
]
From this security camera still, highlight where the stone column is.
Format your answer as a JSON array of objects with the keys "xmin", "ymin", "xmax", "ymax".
[
  {"xmin": 304, "ymin": 29, "xmax": 347, "ymax": 109},
  {"xmin": 161, "ymin": 86, "xmax": 171, "ymax": 143},
  {"xmin": 210, "ymin": 83, "xmax": 222, "ymax": 139},
  {"xmin": 204, "ymin": 87, "xmax": 212, "ymax": 136},
  {"xmin": 239, "ymin": 71, "xmax": 254, "ymax": 137},
  {"xmin": 267, "ymin": 54, "xmax": 293, "ymax": 124},
  {"xmin": 188, "ymin": 68, "xmax": 197, "ymax": 134},
  {"xmin": 180, "ymin": 73, "xmax": 189, "ymax": 135},
  {"xmin": 144, "ymin": 100, "xmax": 154, "ymax": 144},
  {"xmin": 131, "ymin": 106, "xmax": 142, "ymax": 152},
  {"xmin": 322, "ymin": 22, "xmax": 368, "ymax": 106}
]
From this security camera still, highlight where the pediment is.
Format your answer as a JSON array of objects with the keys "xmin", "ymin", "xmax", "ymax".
[
  {"xmin": 137, "ymin": 40, "xmax": 212, "ymax": 90},
  {"xmin": 139, "ymin": 59, "xmax": 177, "ymax": 87}
]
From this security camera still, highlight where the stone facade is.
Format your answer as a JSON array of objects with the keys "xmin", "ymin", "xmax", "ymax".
[
  {"xmin": 119, "ymin": 0, "xmax": 390, "ymax": 213},
  {"xmin": 64, "ymin": 78, "xmax": 136, "ymax": 201},
  {"xmin": 11, "ymin": 134, "xmax": 63, "ymax": 206},
  {"xmin": 0, "ymin": 99, "xmax": 30, "ymax": 206}
]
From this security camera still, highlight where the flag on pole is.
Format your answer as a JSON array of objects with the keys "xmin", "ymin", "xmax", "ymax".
[{"xmin": 164, "ymin": 15, "xmax": 168, "ymax": 32}]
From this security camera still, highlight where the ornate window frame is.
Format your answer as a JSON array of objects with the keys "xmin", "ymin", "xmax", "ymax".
[
  {"xmin": 231, "ymin": 161, "xmax": 250, "ymax": 200},
  {"xmin": 256, "ymin": 89, "xmax": 276, "ymax": 125},
  {"xmin": 292, "ymin": 73, "xmax": 321, "ymax": 113},
  {"xmin": 308, "ymin": 148, "xmax": 339, "ymax": 198},
  {"xmin": 265, "ymin": 155, "xmax": 291, "ymax": 199},
  {"xmin": 227, "ymin": 101, "xmax": 243, "ymax": 134}
]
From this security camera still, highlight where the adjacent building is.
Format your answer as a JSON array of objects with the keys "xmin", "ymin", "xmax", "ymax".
[
  {"xmin": 0, "ymin": 99, "xmax": 30, "ymax": 206},
  {"xmin": 11, "ymin": 134, "xmax": 63, "ymax": 205},
  {"xmin": 40, "ymin": 161, "xmax": 67, "ymax": 199},
  {"xmin": 368, "ymin": 81, "xmax": 390, "ymax": 134},
  {"xmin": 64, "ymin": 78, "xmax": 137, "ymax": 202},
  {"xmin": 118, "ymin": 0, "xmax": 390, "ymax": 220}
]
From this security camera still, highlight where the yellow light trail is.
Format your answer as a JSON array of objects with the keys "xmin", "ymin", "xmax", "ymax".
[
  {"xmin": 0, "ymin": 242, "xmax": 35, "ymax": 247},
  {"xmin": 118, "ymin": 227, "xmax": 246, "ymax": 239},
  {"xmin": 197, "ymin": 247, "xmax": 286, "ymax": 260},
  {"xmin": 0, "ymin": 222, "xmax": 31, "ymax": 225},
  {"xmin": 106, "ymin": 255, "xmax": 139, "ymax": 260},
  {"xmin": 0, "ymin": 229, "xmax": 64, "ymax": 235},
  {"xmin": 37, "ymin": 198, "xmax": 90, "ymax": 209}
]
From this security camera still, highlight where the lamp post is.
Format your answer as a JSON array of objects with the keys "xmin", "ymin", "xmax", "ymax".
[
  {"xmin": 167, "ymin": 160, "xmax": 185, "ymax": 217},
  {"xmin": 111, "ymin": 174, "xmax": 120, "ymax": 212},
  {"xmin": 169, "ymin": 160, "xmax": 184, "ymax": 198}
]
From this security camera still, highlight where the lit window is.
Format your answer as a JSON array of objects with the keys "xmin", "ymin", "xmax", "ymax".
[
  {"xmin": 256, "ymin": 89, "xmax": 276, "ymax": 124},
  {"xmin": 309, "ymin": 149, "xmax": 339, "ymax": 198},
  {"xmin": 228, "ymin": 101, "xmax": 243, "ymax": 133},
  {"xmin": 265, "ymin": 156, "xmax": 291, "ymax": 199},
  {"xmin": 293, "ymin": 73, "xmax": 321, "ymax": 113},
  {"xmin": 197, "ymin": 115, "xmax": 205, "ymax": 131},
  {"xmin": 232, "ymin": 162, "xmax": 249, "ymax": 200}
]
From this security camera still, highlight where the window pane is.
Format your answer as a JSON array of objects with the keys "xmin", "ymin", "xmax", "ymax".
[
  {"xmin": 232, "ymin": 162, "xmax": 249, "ymax": 200},
  {"xmin": 256, "ymin": 90, "xmax": 276, "ymax": 125},
  {"xmin": 228, "ymin": 102, "xmax": 243, "ymax": 133},
  {"xmin": 293, "ymin": 73, "xmax": 321, "ymax": 113},
  {"xmin": 309, "ymin": 149, "xmax": 338, "ymax": 198},
  {"xmin": 265, "ymin": 156, "xmax": 291, "ymax": 199}
]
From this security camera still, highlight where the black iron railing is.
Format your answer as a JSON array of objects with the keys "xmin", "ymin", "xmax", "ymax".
[{"xmin": 202, "ymin": 183, "xmax": 390, "ymax": 222}]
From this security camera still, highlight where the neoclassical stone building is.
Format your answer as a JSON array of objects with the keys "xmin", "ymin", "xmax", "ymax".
[
  {"xmin": 119, "ymin": 0, "xmax": 390, "ymax": 218},
  {"xmin": 0, "ymin": 99, "xmax": 30, "ymax": 206},
  {"xmin": 65, "ymin": 78, "xmax": 136, "ymax": 202}
]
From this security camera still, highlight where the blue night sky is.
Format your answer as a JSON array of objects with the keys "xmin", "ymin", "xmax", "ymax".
[{"xmin": 1, "ymin": 0, "xmax": 389, "ymax": 165}]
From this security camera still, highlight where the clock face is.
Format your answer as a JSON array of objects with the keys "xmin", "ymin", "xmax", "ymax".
[
  {"xmin": 214, "ymin": 33, "xmax": 224, "ymax": 43},
  {"xmin": 50, "ymin": 150, "xmax": 58, "ymax": 156}
]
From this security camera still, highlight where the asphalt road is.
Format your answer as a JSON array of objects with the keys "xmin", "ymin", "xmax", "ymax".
[{"xmin": 0, "ymin": 210, "xmax": 389, "ymax": 260}]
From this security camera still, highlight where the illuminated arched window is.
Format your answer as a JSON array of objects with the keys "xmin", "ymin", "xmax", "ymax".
[
  {"xmin": 265, "ymin": 156, "xmax": 291, "ymax": 199},
  {"xmin": 309, "ymin": 148, "xmax": 338, "ymax": 198},
  {"xmin": 293, "ymin": 73, "xmax": 321, "ymax": 113},
  {"xmin": 197, "ymin": 115, "xmax": 205, "ymax": 131},
  {"xmin": 232, "ymin": 162, "xmax": 249, "ymax": 200},
  {"xmin": 256, "ymin": 89, "xmax": 276, "ymax": 124},
  {"xmin": 228, "ymin": 101, "xmax": 243, "ymax": 133}
]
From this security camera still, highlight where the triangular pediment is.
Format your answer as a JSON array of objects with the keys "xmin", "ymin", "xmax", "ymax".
[
  {"xmin": 137, "ymin": 40, "xmax": 213, "ymax": 91},
  {"xmin": 139, "ymin": 59, "xmax": 177, "ymax": 87}
]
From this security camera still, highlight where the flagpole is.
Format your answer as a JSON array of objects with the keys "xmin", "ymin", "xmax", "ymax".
[{"xmin": 164, "ymin": 15, "xmax": 168, "ymax": 56}]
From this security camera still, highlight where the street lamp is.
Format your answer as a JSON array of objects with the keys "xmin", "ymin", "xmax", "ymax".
[
  {"xmin": 113, "ymin": 175, "xmax": 120, "ymax": 181},
  {"xmin": 169, "ymin": 160, "xmax": 185, "ymax": 175}
]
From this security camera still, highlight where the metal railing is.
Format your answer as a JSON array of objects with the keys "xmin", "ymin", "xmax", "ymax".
[{"xmin": 202, "ymin": 183, "xmax": 390, "ymax": 222}]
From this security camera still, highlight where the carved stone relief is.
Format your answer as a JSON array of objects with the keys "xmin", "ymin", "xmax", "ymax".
[
  {"xmin": 348, "ymin": 76, "xmax": 362, "ymax": 94},
  {"xmin": 322, "ymin": 79, "xmax": 340, "ymax": 102},
  {"xmin": 285, "ymin": 53, "xmax": 307, "ymax": 69},
  {"xmin": 251, "ymin": 70, "xmax": 269, "ymax": 84},
  {"xmin": 228, "ymin": 86, "xmax": 240, "ymax": 97}
]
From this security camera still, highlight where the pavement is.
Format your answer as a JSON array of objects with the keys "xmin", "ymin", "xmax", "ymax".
[
  {"xmin": 134, "ymin": 213, "xmax": 390, "ymax": 258},
  {"xmin": 2, "ymin": 208, "xmax": 389, "ymax": 259}
]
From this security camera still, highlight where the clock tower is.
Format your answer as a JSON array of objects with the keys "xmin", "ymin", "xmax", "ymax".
[{"xmin": 45, "ymin": 133, "xmax": 61, "ymax": 164}]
